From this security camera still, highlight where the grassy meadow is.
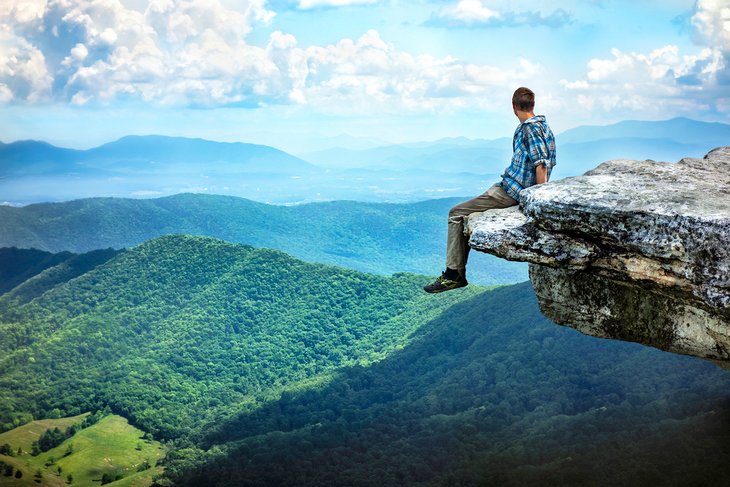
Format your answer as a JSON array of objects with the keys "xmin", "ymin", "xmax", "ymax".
[{"xmin": 0, "ymin": 414, "xmax": 165, "ymax": 487}]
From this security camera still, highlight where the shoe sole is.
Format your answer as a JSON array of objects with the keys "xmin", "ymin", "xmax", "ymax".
[{"xmin": 423, "ymin": 282, "xmax": 468, "ymax": 294}]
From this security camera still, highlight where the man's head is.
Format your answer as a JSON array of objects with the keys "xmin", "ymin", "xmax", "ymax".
[{"xmin": 512, "ymin": 87, "xmax": 535, "ymax": 121}]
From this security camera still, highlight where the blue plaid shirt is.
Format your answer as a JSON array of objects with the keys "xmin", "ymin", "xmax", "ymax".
[{"xmin": 500, "ymin": 115, "xmax": 556, "ymax": 201}]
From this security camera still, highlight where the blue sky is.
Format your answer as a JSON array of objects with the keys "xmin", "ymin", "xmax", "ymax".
[{"xmin": 0, "ymin": 0, "xmax": 728, "ymax": 152}]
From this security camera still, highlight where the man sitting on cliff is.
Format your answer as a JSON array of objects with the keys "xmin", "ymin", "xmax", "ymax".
[{"xmin": 424, "ymin": 86, "xmax": 556, "ymax": 293}]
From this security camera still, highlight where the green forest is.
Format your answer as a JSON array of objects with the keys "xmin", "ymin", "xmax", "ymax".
[
  {"xmin": 1, "ymin": 235, "xmax": 730, "ymax": 486},
  {"xmin": 0, "ymin": 193, "xmax": 526, "ymax": 285},
  {"xmin": 0, "ymin": 235, "xmax": 478, "ymax": 439},
  {"xmin": 164, "ymin": 284, "xmax": 730, "ymax": 486}
]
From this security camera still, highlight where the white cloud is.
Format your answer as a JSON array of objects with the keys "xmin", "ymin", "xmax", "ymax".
[
  {"xmin": 0, "ymin": 25, "xmax": 53, "ymax": 102},
  {"xmin": 0, "ymin": 0, "xmax": 46, "ymax": 23},
  {"xmin": 292, "ymin": 29, "xmax": 541, "ymax": 114},
  {"xmin": 691, "ymin": 0, "xmax": 730, "ymax": 51},
  {"xmin": 70, "ymin": 42, "xmax": 88, "ymax": 61},
  {"xmin": 297, "ymin": 0, "xmax": 378, "ymax": 9},
  {"xmin": 0, "ymin": 0, "xmax": 278, "ymax": 105},
  {"xmin": 0, "ymin": 0, "xmax": 542, "ymax": 113},
  {"xmin": 441, "ymin": 0, "xmax": 501, "ymax": 23},
  {"xmin": 561, "ymin": 45, "xmax": 725, "ymax": 114},
  {"xmin": 429, "ymin": 0, "xmax": 571, "ymax": 28},
  {"xmin": 560, "ymin": 1, "xmax": 730, "ymax": 118},
  {"xmin": 0, "ymin": 83, "xmax": 13, "ymax": 102}
]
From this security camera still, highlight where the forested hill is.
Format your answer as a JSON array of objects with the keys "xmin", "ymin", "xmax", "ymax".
[
  {"xmin": 0, "ymin": 193, "xmax": 526, "ymax": 285},
  {"xmin": 0, "ymin": 235, "xmax": 479, "ymax": 438},
  {"xmin": 167, "ymin": 284, "xmax": 730, "ymax": 487},
  {"xmin": 2, "ymin": 236, "xmax": 730, "ymax": 485}
]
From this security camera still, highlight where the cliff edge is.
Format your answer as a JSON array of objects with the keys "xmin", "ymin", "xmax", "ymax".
[{"xmin": 467, "ymin": 147, "xmax": 730, "ymax": 365}]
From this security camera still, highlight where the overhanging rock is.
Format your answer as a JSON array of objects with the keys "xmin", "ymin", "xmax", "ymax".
[{"xmin": 467, "ymin": 147, "xmax": 730, "ymax": 364}]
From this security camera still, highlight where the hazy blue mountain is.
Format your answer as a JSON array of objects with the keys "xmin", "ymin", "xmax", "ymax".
[
  {"xmin": 3, "ymin": 118, "xmax": 725, "ymax": 204},
  {"xmin": 554, "ymin": 137, "xmax": 715, "ymax": 177},
  {"xmin": 1, "ymin": 135, "xmax": 316, "ymax": 176},
  {"xmin": 551, "ymin": 118, "xmax": 728, "ymax": 177},
  {"xmin": 558, "ymin": 117, "xmax": 730, "ymax": 146},
  {"xmin": 82, "ymin": 135, "xmax": 318, "ymax": 174},
  {"xmin": 301, "ymin": 138, "xmax": 512, "ymax": 172},
  {"xmin": 0, "ymin": 135, "xmax": 321, "ymax": 204},
  {"xmin": 0, "ymin": 193, "xmax": 527, "ymax": 285},
  {"xmin": 0, "ymin": 140, "xmax": 84, "ymax": 176}
]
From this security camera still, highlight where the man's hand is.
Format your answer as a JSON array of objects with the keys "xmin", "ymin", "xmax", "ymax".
[{"xmin": 536, "ymin": 164, "xmax": 548, "ymax": 184}]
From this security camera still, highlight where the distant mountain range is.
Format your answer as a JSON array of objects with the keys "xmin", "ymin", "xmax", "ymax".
[
  {"xmin": 554, "ymin": 117, "xmax": 730, "ymax": 175},
  {"xmin": 300, "ymin": 137, "xmax": 512, "ymax": 173},
  {"xmin": 557, "ymin": 117, "xmax": 730, "ymax": 145},
  {"xmin": 0, "ymin": 135, "xmax": 315, "ymax": 177},
  {"xmin": 0, "ymin": 117, "xmax": 727, "ymax": 205},
  {"xmin": 302, "ymin": 117, "xmax": 730, "ymax": 177}
]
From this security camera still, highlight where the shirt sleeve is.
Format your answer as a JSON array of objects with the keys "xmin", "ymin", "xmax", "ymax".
[{"xmin": 523, "ymin": 124, "xmax": 552, "ymax": 170}]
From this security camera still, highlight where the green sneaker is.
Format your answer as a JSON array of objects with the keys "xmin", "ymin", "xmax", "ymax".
[{"xmin": 423, "ymin": 272, "xmax": 468, "ymax": 293}]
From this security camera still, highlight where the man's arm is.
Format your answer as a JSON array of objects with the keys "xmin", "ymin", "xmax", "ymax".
[
  {"xmin": 524, "ymin": 124, "xmax": 552, "ymax": 183},
  {"xmin": 536, "ymin": 164, "xmax": 548, "ymax": 184}
]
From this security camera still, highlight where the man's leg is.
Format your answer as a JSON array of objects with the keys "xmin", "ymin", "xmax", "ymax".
[
  {"xmin": 446, "ymin": 184, "xmax": 518, "ymax": 273},
  {"xmin": 425, "ymin": 184, "xmax": 517, "ymax": 293}
]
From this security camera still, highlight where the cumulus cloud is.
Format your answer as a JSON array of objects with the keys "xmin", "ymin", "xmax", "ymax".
[
  {"xmin": 0, "ymin": 0, "xmax": 542, "ymax": 112},
  {"xmin": 691, "ymin": 0, "xmax": 730, "ymax": 51},
  {"xmin": 0, "ymin": 27, "xmax": 53, "ymax": 102},
  {"xmin": 560, "ymin": 0, "xmax": 729, "ymax": 117},
  {"xmin": 428, "ymin": 0, "xmax": 572, "ymax": 29},
  {"xmin": 439, "ymin": 0, "xmax": 501, "ymax": 24},
  {"xmin": 295, "ymin": 30, "xmax": 543, "ymax": 114},
  {"xmin": 0, "ymin": 0, "xmax": 278, "ymax": 105}
]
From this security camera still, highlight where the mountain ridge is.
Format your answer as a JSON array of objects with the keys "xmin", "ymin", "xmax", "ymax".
[
  {"xmin": 297, "ymin": 117, "xmax": 729, "ymax": 178},
  {"xmin": 0, "ymin": 193, "xmax": 528, "ymax": 285},
  {"xmin": 0, "ymin": 134, "xmax": 316, "ymax": 176},
  {"xmin": 0, "ymin": 234, "xmax": 479, "ymax": 439},
  {"xmin": 2, "ymin": 117, "xmax": 727, "ymax": 205},
  {"xmin": 557, "ymin": 116, "xmax": 730, "ymax": 145}
]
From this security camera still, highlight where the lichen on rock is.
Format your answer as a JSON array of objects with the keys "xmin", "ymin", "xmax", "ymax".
[{"xmin": 467, "ymin": 147, "xmax": 730, "ymax": 364}]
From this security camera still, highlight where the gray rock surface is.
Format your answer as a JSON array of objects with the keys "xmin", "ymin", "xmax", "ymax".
[{"xmin": 467, "ymin": 147, "xmax": 730, "ymax": 363}]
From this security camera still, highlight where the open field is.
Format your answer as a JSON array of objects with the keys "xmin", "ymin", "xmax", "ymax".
[{"xmin": 0, "ymin": 414, "xmax": 165, "ymax": 487}]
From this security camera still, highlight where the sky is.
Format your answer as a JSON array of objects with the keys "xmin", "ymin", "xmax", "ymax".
[{"xmin": 0, "ymin": 0, "xmax": 728, "ymax": 152}]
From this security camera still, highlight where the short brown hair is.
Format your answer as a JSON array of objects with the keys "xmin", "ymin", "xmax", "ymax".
[{"xmin": 512, "ymin": 87, "xmax": 535, "ymax": 112}]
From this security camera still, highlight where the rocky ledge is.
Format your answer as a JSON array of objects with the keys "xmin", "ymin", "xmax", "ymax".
[{"xmin": 467, "ymin": 147, "xmax": 730, "ymax": 365}]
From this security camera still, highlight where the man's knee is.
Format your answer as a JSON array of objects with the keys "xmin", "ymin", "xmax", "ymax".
[
  {"xmin": 448, "ymin": 205, "xmax": 462, "ymax": 219},
  {"xmin": 449, "ymin": 202, "xmax": 472, "ymax": 219}
]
